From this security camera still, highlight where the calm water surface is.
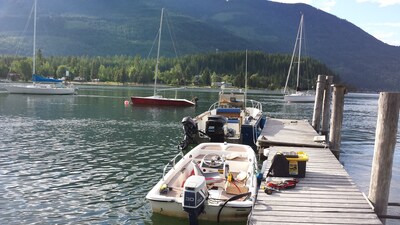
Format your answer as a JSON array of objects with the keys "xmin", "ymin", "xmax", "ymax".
[{"xmin": 0, "ymin": 86, "xmax": 399, "ymax": 224}]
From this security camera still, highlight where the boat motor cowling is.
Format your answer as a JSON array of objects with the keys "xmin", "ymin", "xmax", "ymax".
[
  {"xmin": 182, "ymin": 116, "xmax": 198, "ymax": 137},
  {"xmin": 206, "ymin": 115, "xmax": 227, "ymax": 142},
  {"xmin": 182, "ymin": 175, "xmax": 208, "ymax": 225},
  {"xmin": 179, "ymin": 116, "xmax": 199, "ymax": 150}
]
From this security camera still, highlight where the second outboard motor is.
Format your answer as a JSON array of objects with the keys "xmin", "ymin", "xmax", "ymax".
[
  {"xmin": 182, "ymin": 175, "xmax": 208, "ymax": 225},
  {"xmin": 206, "ymin": 115, "xmax": 227, "ymax": 142},
  {"xmin": 179, "ymin": 117, "xmax": 198, "ymax": 150}
]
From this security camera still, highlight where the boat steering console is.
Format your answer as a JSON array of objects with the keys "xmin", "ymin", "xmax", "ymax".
[{"xmin": 201, "ymin": 153, "xmax": 224, "ymax": 168}]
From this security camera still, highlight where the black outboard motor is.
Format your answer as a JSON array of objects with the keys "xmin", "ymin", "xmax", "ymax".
[
  {"xmin": 206, "ymin": 115, "xmax": 227, "ymax": 142},
  {"xmin": 179, "ymin": 117, "xmax": 198, "ymax": 150},
  {"xmin": 182, "ymin": 175, "xmax": 208, "ymax": 225}
]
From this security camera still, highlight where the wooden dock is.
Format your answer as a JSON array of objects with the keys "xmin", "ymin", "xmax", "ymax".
[
  {"xmin": 248, "ymin": 118, "xmax": 382, "ymax": 225},
  {"xmin": 257, "ymin": 118, "xmax": 328, "ymax": 148}
]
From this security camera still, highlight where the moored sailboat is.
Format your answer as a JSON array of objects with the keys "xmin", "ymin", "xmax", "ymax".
[
  {"xmin": 5, "ymin": 0, "xmax": 75, "ymax": 95},
  {"xmin": 131, "ymin": 8, "xmax": 196, "ymax": 107},
  {"xmin": 283, "ymin": 14, "xmax": 315, "ymax": 103},
  {"xmin": 131, "ymin": 93, "xmax": 197, "ymax": 106}
]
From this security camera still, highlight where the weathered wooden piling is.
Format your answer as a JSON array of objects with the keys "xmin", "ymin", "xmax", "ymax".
[
  {"xmin": 312, "ymin": 75, "xmax": 326, "ymax": 132},
  {"xmin": 368, "ymin": 92, "xmax": 400, "ymax": 224},
  {"xmin": 321, "ymin": 76, "xmax": 333, "ymax": 135},
  {"xmin": 328, "ymin": 84, "xmax": 346, "ymax": 158}
]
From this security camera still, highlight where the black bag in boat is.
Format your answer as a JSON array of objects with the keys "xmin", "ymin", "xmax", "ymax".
[{"xmin": 267, "ymin": 152, "xmax": 289, "ymax": 177}]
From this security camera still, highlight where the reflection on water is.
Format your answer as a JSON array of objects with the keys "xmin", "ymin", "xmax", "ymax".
[{"xmin": 0, "ymin": 88, "xmax": 399, "ymax": 224}]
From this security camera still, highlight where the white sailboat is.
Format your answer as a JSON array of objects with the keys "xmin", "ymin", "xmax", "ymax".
[
  {"xmin": 283, "ymin": 14, "xmax": 315, "ymax": 103},
  {"xmin": 131, "ymin": 8, "xmax": 196, "ymax": 107},
  {"xmin": 5, "ymin": 0, "xmax": 75, "ymax": 95}
]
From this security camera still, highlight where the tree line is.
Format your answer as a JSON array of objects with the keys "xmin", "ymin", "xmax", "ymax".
[{"xmin": 0, "ymin": 51, "xmax": 337, "ymax": 90}]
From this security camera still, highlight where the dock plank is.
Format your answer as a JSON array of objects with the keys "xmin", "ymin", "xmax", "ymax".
[
  {"xmin": 249, "ymin": 146, "xmax": 381, "ymax": 224},
  {"xmin": 258, "ymin": 118, "xmax": 328, "ymax": 148},
  {"xmin": 249, "ymin": 118, "xmax": 382, "ymax": 225}
]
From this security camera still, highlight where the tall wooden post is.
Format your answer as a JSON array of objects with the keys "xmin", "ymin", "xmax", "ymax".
[
  {"xmin": 321, "ymin": 76, "xmax": 333, "ymax": 135},
  {"xmin": 312, "ymin": 75, "xmax": 326, "ymax": 132},
  {"xmin": 368, "ymin": 92, "xmax": 400, "ymax": 224},
  {"xmin": 329, "ymin": 84, "xmax": 346, "ymax": 158}
]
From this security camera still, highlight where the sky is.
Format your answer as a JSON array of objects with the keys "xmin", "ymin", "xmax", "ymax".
[{"xmin": 269, "ymin": 0, "xmax": 400, "ymax": 46}]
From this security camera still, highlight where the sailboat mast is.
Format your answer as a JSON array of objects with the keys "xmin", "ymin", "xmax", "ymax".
[
  {"xmin": 283, "ymin": 15, "xmax": 301, "ymax": 94},
  {"xmin": 154, "ymin": 8, "xmax": 164, "ymax": 96},
  {"xmin": 244, "ymin": 49, "xmax": 248, "ymax": 107},
  {"xmin": 296, "ymin": 14, "xmax": 304, "ymax": 91},
  {"xmin": 33, "ymin": 0, "xmax": 37, "ymax": 75}
]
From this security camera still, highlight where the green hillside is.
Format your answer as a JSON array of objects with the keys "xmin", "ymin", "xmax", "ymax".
[
  {"xmin": 0, "ymin": 51, "xmax": 336, "ymax": 91},
  {"xmin": 0, "ymin": 0, "xmax": 399, "ymax": 91}
]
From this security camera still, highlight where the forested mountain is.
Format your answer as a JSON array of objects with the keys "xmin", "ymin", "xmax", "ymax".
[
  {"xmin": 0, "ymin": 51, "xmax": 335, "ymax": 90},
  {"xmin": 0, "ymin": 0, "xmax": 399, "ymax": 91}
]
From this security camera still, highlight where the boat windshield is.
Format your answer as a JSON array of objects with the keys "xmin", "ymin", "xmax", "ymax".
[{"xmin": 219, "ymin": 92, "xmax": 245, "ymax": 109}]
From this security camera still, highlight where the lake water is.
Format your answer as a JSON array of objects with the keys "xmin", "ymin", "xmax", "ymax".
[{"xmin": 0, "ymin": 86, "xmax": 399, "ymax": 225}]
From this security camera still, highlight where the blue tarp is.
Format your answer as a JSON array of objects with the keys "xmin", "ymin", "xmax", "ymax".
[{"xmin": 32, "ymin": 74, "xmax": 62, "ymax": 83}]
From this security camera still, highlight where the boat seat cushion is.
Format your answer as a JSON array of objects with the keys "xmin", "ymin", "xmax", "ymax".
[
  {"xmin": 216, "ymin": 108, "xmax": 241, "ymax": 114},
  {"xmin": 227, "ymin": 118, "xmax": 239, "ymax": 123},
  {"xmin": 216, "ymin": 108, "xmax": 241, "ymax": 119}
]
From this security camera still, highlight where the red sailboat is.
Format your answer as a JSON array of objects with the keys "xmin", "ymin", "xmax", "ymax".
[
  {"xmin": 131, "ymin": 8, "xmax": 196, "ymax": 107},
  {"xmin": 131, "ymin": 93, "xmax": 197, "ymax": 107}
]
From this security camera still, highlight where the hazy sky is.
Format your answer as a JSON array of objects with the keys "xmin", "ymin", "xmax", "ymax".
[{"xmin": 269, "ymin": 0, "xmax": 400, "ymax": 46}]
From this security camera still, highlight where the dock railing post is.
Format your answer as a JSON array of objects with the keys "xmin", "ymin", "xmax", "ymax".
[
  {"xmin": 368, "ymin": 92, "xmax": 400, "ymax": 224},
  {"xmin": 328, "ymin": 84, "xmax": 346, "ymax": 159},
  {"xmin": 312, "ymin": 75, "xmax": 326, "ymax": 132},
  {"xmin": 321, "ymin": 76, "xmax": 333, "ymax": 136}
]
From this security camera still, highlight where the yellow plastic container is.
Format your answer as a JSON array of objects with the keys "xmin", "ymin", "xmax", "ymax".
[{"xmin": 283, "ymin": 151, "xmax": 309, "ymax": 178}]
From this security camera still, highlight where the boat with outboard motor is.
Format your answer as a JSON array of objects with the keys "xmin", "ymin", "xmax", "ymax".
[
  {"xmin": 146, "ymin": 142, "xmax": 258, "ymax": 223},
  {"xmin": 179, "ymin": 89, "xmax": 265, "ymax": 150}
]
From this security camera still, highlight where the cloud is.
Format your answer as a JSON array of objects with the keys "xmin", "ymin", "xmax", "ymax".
[
  {"xmin": 268, "ymin": 0, "xmax": 313, "ymax": 4},
  {"xmin": 319, "ymin": 0, "xmax": 336, "ymax": 12},
  {"xmin": 268, "ymin": 0, "xmax": 337, "ymax": 12},
  {"xmin": 371, "ymin": 22, "xmax": 400, "ymax": 28},
  {"xmin": 371, "ymin": 31, "xmax": 400, "ymax": 45},
  {"xmin": 355, "ymin": 0, "xmax": 400, "ymax": 7},
  {"xmin": 363, "ymin": 22, "xmax": 400, "ymax": 45}
]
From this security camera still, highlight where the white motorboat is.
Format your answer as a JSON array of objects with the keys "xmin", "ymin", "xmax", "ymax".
[
  {"xmin": 146, "ymin": 142, "xmax": 258, "ymax": 222},
  {"xmin": 179, "ymin": 89, "xmax": 265, "ymax": 150},
  {"xmin": 179, "ymin": 51, "xmax": 265, "ymax": 150},
  {"xmin": 179, "ymin": 91, "xmax": 266, "ymax": 149}
]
